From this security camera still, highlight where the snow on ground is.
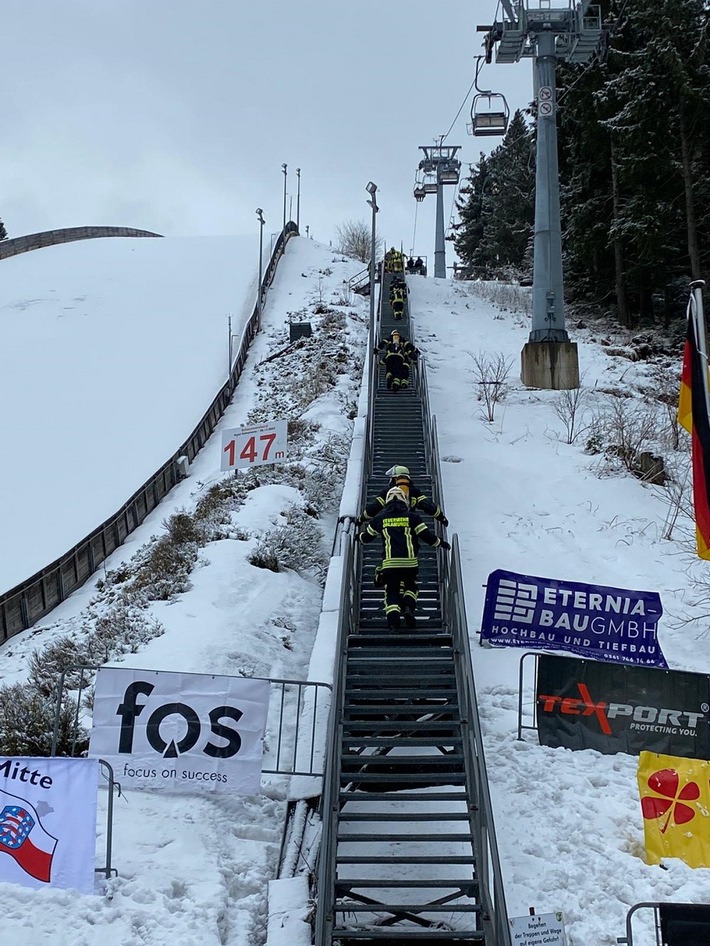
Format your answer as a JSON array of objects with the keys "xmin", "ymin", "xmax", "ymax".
[
  {"xmin": 1, "ymin": 235, "xmax": 710, "ymax": 946},
  {"xmin": 0, "ymin": 235, "xmax": 368, "ymax": 946},
  {"xmin": 0, "ymin": 234, "xmax": 260, "ymax": 592},
  {"xmin": 417, "ymin": 275, "xmax": 710, "ymax": 945}
]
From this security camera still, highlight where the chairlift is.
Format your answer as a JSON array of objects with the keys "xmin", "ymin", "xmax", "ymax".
[
  {"xmin": 470, "ymin": 92, "xmax": 510, "ymax": 137},
  {"xmin": 413, "ymin": 171, "xmax": 426, "ymax": 202},
  {"xmin": 422, "ymin": 172, "xmax": 438, "ymax": 194},
  {"xmin": 469, "ymin": 56, "xmax": 510, "ymax": 138},
  {"xmin": 438, "ymin": 160, "xmax": 461, "ymax": 184}
]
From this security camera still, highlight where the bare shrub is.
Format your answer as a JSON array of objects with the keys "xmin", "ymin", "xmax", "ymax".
[
  {"xmin": 465, "ymin": 281, "xmax": 532, "ymax": 316},
  {"xmin": 585, "ymin": 398, "xmax": 663, "ymax": 480},
  {"xmin": 643, "ymin": 363, "xmax": 684, "ymax": 451},
  {"xmin": 249, "ymin": 506, "xmax": 327, "ymax": 579},
  {"xmin": 551, "ymin": 381, "xmax": 590, "ymax": 444},
  {"xmin": 657, "ymin": 453, "xmax": 691, "ymax": 542},
  {"xmin": 335, "ymin": 220, "xmax": 373, "ymax": 263},
  {"xmin": 469, "ymin": 351, "xmax": 512, "ymax": 422}
]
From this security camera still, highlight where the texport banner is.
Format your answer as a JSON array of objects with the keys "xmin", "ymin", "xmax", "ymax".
[
  {"xmin": 481, "ymin": 568, "xmax": 666, "ymax": 667},
  {"xmin": 0, "ymin": 757, "xmax": 99, "ymax": 892},
  {"xmin": 536, "ymin": 654, "xmax": 710, "ymax": 757},
  {"xmin": 89, "ymin": 668, "xmax": 269, "ymax": 794}
]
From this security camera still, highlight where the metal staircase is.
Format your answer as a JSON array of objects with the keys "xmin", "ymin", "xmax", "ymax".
[{"xmin": 315, "ymin": 272, "xmax": 510, "ymax": 945}]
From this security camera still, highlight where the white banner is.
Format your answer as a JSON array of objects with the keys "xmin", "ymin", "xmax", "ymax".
[
  {"xmin": 0, "ymin": 757, "xmax": 99, "ymax": 892},
  {"xmin": 221, "ymin": 419, "xmax": 288, "ymax": 471},
  {"xmin": 89, "ymin": 668, "xmax": 270, "ymax": 794}
]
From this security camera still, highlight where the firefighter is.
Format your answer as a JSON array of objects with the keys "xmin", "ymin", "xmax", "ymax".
[
  {"xmin": 375, "ymin": 329, "xmax": 410, "ymax": 391},
  {"xmin": 358, "ymin": 486, "xmax": 450, "ymax": 629},
  {"xmin": 357, "ymin": 464, "xmax": 449, "ymax": 527},
  {"xmin": 390, "ymin": 284, "xmax": 405, "ymax": 320}
]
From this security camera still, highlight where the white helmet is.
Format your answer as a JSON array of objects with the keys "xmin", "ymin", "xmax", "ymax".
[{"xmin": 385, "ymin": 486, "xmax": 409, "ymax": 506}]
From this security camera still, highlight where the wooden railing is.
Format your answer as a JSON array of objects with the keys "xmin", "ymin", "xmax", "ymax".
[
  {"xmin": 0, "ymin": 223, "xmax": 299, "ymax": 641},
  {"xmin": 0, "ymin": 226, "xmax": 163, "ymax": 259}
]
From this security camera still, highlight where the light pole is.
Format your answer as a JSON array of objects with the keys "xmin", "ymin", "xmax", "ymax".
[
  {"xmin": 296, "ymin": 168, "xmax": 301, "ymax": 231},
  {"xmin": 256, "ymin": 208, "xmax": 265, "ymax": 323},
  {"xmin": 281, "ymin": 163, "xmax": 288, "ymax": 235},
  {"xmin": 366, "ymin": 181, "xmax": 378, "ymax": 347}
]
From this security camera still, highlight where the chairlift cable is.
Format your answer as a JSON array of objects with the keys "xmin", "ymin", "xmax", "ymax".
[{"xmin": 441, "ymin": 76, "xmax": 476, "ymax": 142}]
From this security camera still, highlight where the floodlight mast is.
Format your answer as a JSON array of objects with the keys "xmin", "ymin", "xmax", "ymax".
[
  {"xmin": 479, "ymin": 1, "xmax": 604, "ymax": 389},
  {"xmin": 366, "ymin": 182, "xmax": 378, "ymax": 346}
]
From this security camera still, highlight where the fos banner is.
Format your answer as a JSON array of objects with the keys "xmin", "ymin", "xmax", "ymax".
[
  {"xmin": 638, "ymin": 751, "xmax": 710, "ymax": 868},
  {"xmin": 0, "ymin": 757, "xmax": 99, "ymax": 892},
  {"xmin": 536, "ymin": 655, "xmax": 710, "ymax": 758},
  {"xmin": 481, "ymin": 568, "xmax": 666, "ymax": 667},
  {"xmin": 89, "ymin": 668, "xmax": 269, "ymax": 794}
]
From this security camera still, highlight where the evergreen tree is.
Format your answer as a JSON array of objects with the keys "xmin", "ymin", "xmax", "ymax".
[
  {"xmin": 559, "ymin": 0, "xmax": 710, "ymax": 324},
  {"xmin": 453, "ymin": 155, "xmax": 490, "ymax": 275},
  {"xmin": 0, "ymin": 218, "xmax": 7, "ymax": 241},
  {"xmin": 453, "ymin": 110, "xmax": 534, "ymax": 278}
]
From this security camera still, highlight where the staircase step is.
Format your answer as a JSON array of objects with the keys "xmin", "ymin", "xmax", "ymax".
[
  {"xmin": 337, "ymin": 833, "xmax": 472, "ymax": 843},
  {"xmin": 336, "ymin": 855, "xmax": 476, "ymax": 865},
  {"xmin": 329, "ymin": 931, "xmax": 485, "ymax": 943},
  {"xmin": 335, "ymin": 879, "xmax": 477, "ymax": 890},
  {"xmin": 337, "ymin": 811, "xmax": 471, "ymax": 822},
  {"xmin": 334, "ymin": 903, "xmax": 480, "ymax": 914}
]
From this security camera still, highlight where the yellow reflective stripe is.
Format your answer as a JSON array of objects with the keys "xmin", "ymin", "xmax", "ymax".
[
  {"xmin": 382, "ymin": 557, "xmax": 418, "ymax": 568},
  {"xmin": 414, "ymin": 522, "xmax": 428, "ymax": 535}
]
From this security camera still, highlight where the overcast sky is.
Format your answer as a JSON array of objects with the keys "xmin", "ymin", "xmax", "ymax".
[{"xmin": 2, "ymin": 0, "xmax": 532, "ymax": 262}]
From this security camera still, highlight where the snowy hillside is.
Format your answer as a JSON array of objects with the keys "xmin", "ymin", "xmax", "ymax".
[{"xmin": 1, "ymin": 235, "xmax": 709, "ymax": 946}]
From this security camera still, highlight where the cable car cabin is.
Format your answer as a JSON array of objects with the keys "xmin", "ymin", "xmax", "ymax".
[{"xmin": 470, "ymin": 92, "xmax": 509, "ymax": 137}]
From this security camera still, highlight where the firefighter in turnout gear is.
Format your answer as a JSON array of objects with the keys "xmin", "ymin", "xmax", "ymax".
[
  {"xmin": 375, "ymin": 329, "xmax": 417, "ymax": 391},
  {"xmin": 358, "ymin": 486, "xmax": 450, "ymax": 629},
  {"xmin": 357, "ymin": 464, "xmax": 449, "ymax": 527},
  {"xmin": 390, "ymin": 284, "xmax": 405, "ymax": 320},
  {"xmin": 384, "ymin": 247, "xmax": 404, "ymax": 273}
]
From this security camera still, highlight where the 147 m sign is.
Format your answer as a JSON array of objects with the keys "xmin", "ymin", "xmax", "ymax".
[{"xmin": 221, "ymin": 419, "xmax": 288, "ymax": 471}]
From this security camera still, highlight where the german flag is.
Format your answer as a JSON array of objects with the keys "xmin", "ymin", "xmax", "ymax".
[{"xmin": 678, "ymin": 298, "xmax": 710, "ymax": 559}]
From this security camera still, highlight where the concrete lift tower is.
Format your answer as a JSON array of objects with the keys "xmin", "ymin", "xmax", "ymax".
[
  {"xmin": 481, "ymin": 0, "xmax": 604, "ymax": 389},
  {"xmin": 414, "ymin": 142, "xmax": 461, "ymax": 278}
]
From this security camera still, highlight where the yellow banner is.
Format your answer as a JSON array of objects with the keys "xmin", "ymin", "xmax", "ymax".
[{"xmin": 637, "ymin": 751, "xmax": 710, "ymax": 868}]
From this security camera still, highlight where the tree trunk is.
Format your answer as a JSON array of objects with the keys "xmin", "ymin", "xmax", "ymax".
[
  {"xmin": 609, "ymin": 137, "xmax": 631, "ymax": 327},
  {"xmin": 679, "ymin": 105, "xmax": 702, "ymax": 281}
]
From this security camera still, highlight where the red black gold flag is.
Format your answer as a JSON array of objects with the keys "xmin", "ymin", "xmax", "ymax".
[{"xmin": 678, "ymin": 304, "xmax": 710, "ymax": 559}]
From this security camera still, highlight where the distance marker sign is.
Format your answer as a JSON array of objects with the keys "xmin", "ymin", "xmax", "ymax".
[{"xmin": 221, "ymin": 419, "xmax": 287, "ymax": 471}]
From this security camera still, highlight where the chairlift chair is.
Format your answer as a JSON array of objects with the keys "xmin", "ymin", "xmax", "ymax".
[
  {"xmin": 470, "ymin": 92, "xmax": 510, "ymax": 137},
  {"xmin": 438, "ymin": 161, "xmax": 461, "ymax": 184},
  {"xmin": 422, "ymin": 172, "xmax": 438, "ymax": 194},
  {"xmin": 413, "ymin": 171, "xmax": 426, "ymax": 202}
]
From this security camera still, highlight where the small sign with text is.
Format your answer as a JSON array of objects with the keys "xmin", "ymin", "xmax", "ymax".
[
  {"xmin": 221, "ymin": 419, "xmax": 287, "ymax": 471},
  {"xmin": 509, "ymin": 912, "xmax": 567, "ymax": 946}
]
